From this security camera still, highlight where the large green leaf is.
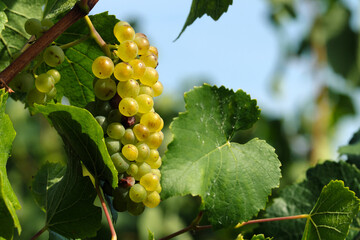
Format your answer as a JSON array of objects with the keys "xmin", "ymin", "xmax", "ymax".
[
  {"xmin": 0, "ymin": 0, "xmax": 45, "ymax": 71},
  {"xmin": 43, "ymin": 0, "xmax": 77, "ymax": 19},
  {"xmin": 35, "ymin": 103, "xmax": 118, "ymax": 188},
  {"xmin": 260, "ymin": 161, "xmax": 360, "ymax": 239},
  {"xmin": 302, "ymin": 180, "xmax": 360, "ymax": 240},
  {"xmin": 0, "ymin": 1, "xmax": 7, "ymax": 35},
  {"xmin": 32, "ymin": 160, "xmax": 101, "ymax": 238},
  {"xmin": 161, "ymin": 84, "xmax": 281, "ymax": 228},
  {"xmin": 178, "ymin": 0, "xmax": 233, "ymax": 39},
  {"xmin": 0, "ymin": 89, "xmax": 21, "ymax": 239}
]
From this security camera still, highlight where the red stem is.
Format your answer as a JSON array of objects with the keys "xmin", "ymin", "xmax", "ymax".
[{"xmin": 30, "ymin": 225, "xmax": 48, "ymax": 240}]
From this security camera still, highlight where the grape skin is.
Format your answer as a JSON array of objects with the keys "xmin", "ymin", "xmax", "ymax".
[
  {"xmin": 43, "ymin": 45, "xmax": 65, "ymax": 67},
  {"xmin": 129, "ymin": 184, "xmax": 147, "ymax": 203},
  {"xmin": 140, "ymin": 173, "xmax": 159, "ymax": 191},
  {"xmin": 92, "ymin": 56, "xmax": 114, "ymax": 79},
  {"xmin": 94, "ymin": 78, "xmax": 117, "ymax": 101}
]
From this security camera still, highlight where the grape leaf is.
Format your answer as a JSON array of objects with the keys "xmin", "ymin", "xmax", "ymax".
[
  {"xmin": 178, "ymin": 0, "xmax": 233, "ymax": 39},
  {"xmin": 43, "ymin": 0, "xmax": 77, "ymax": 19},
  {"xmin": 260, "ymin": 161, "xmax": 360, "ymax": 239},
  {"xmin": 31, "ymin": 160, "xmax": 101, "ymax": 238},
  {"xmin": 34, "ymin": 103, "xmax": 118, "ymax": 188},
  {"xmin": 0, "ymin": 89, "xmax": 21, "ymax": 239},
  {"xmin": 302, "ymin": 180, "xmax": 360, "ymax": 240},
  {"xmin": 0, "ymin": 0, "xmax": 45, "ymax": 71},
  {"xmin": 161, "ymin": 84, "xmax": 281, "ymax": 228},
  {"xmin": 148, "ymin": 230, "xmax": 155, "ymax": 240},
  {"xmin": 0, "ymin": 1, "xmax": 7, "ymax": 35}
]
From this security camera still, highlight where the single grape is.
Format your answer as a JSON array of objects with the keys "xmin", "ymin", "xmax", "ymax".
[
  {"xmin": 151, "ymin": 169, "xmax": 161, "ymax": 179},
  {"xmin": 146, "ymin": 149, "xmax": 159, "ymax": 163},
  {"xmin": 107, "ymin": 109, "xmax": 123, "ymax": 123},
  {"xmin": 126, "ymin": 163, "xmax": 139, "ymax": 176},
  {"xmin": 122, "ymin": 144, "xmax": 138, "ymax": 161},
  {"xmin": 129, "ymin": 59, "xmax": 146, "ymax": 79},
  {"xmin": 127, "ymin": 200, "xmax": 145, "ymax": 216},
  {"xmin": 139, "ymin": 85, "xmax": 154, "ymax": 97},
  {"xmin": 116, "ymin": 40, "xmax": 138, "ymax": 62},
  {"xmin": 133, "ymin": 124, "xmax": 150, "ymax": 141},
  {"xmin": 121, "ymin": 128, "xmax": 137, "ymax": 145},
  {"xmin": 147, "ymin": 46, "xmax": 158, "ymax": 58},
  {"xmin": 118, "ymin": 97, "xmax": 139, "ymax": 116},
  {"xmin": 143, "ymin": 191, "xmax": 160, "ymax": 208},
  {"xmin": 9, "ymin": 72, "xmax": 34, "ymax": 92},
  {"xmin": 107, "ymin": 122, "xmax": 126, "ymax": 140},
  {"xmin": 105, "ymin": 137, "xmax": 121, "ymax": 155},
  {"xmin": 139, "ymin": 67, "xmax": 159, "ymax": 87},
  {"xmin": 135, "ymin": 162, "xmax": 151, "ymax": 180},
  {"xmin": 47, "ymin": 69, "xmax": 61, "ymax": 83},
  {"xmin": 129, "ymin": 184, "xmax": 147, "ymax": 203},
  {"xmin": 92, "ymin": 56, "xmax": 114, "ymax": 79},
  {"xmin": 145, "ymin": 131, "xmax": 163, "ymax": 149},
  {"xmin": 135, "ymin": 94, "xmax": 154, "ymax": 113},
  {"xmin": 26, "ymin": 88, "xmax": 47, "ymax": 107},
  {"xmin": 114, "ymin": 62, "xmax": 133, "ymax": 82},
  {"xmin": 46, "ymin": 86, "xmax": 57, "ymax": 100},
  {"xmin": 93, "ymin": 78, "xmax": 117, "ymax": 101},
  {"xmin": 140, "ymin": 173, "xmax": 159, "ymax": 192},
  {"xmin": 43, "ymin": 45, "xmax": 65, "ymax": 67},
  {"xmin": 155, "ymin": 184, "xmax": 162, "ymax": 193},
  {"xmin": 117, "ymin": 79, "xmax": 140, "ymax": 98},
  {"xmin": 136, "ymin": 142, "xmax": 150, "ymax": 162},
  {"xmin": 140, "ymin": 53, "xmax": 158, "ymax": 68},
  {"xmin": 134, "ymin": 34, "xmax": 150, "ymax": 55},
  {"xmin": 152, "ymin": 81, "xmax": 163, "ymax": 97},
  {"xmin": 24, "ymin": 18, "xmax": 42, "ymax": 35},
  {"xmin": 113, "ymin": 21, "xmax": 135, "ymax": 43},
  {"xmin": 111, "ymin": 152, "xmax": 130, "ymax": 173},
  {"xmin": 41, "ymin": 19, "xmax": 54, "ymax": 31},
  {"xmin": 35, "ymin": 73, "xmax": 55, "ymax": 93},
  {"xmin": 148, "ymin": 156, "xmax": 162, "ymax": 169},
  {"xmin": 140, "ymin": 112, "xmax": 162, "ymax": 132},
  {"xmin": 95, "ymin": 115, "xmax": 108, "ymax": 132}
]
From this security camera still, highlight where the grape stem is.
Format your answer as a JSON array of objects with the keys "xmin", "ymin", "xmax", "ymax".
[
  {"xmin": 0, "ymin": 0, "xmax": 99, "ymax": 91},
  {"xmin": 159, "ymin": 213, "xmax": 309, "ymax": 240},
  {"xmin": 95, "ymin": 180, "xmax": 117, "ymax": 240},
  {"xmin": 60, "ymin": 34, "xmax": 90, "ymax": 50},
  {"xmin": 30, "ymin": 225, "xmax": 48, "ymax": 240},
  {"xmin": 84, "ymin": 15, "xmax": 112, "ymax": 58}
]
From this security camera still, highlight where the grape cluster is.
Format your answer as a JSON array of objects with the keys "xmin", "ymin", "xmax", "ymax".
[
  {"xmin": 10, "ymin": 18, "xmax": 64, "ymax": 107},
  {"xmin": 90, "ymin": 21, "xmax": 163, "ymax": 215}
]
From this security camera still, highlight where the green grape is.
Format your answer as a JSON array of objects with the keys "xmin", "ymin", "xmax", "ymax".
[
  {"xmin": 133, "ymin": 124, "xmax": 150, "ymax": 141},
  {"xmin": 113, "ymin": 21, "xmax": 135, "ymax": 43},
  {"xmin": 129, "ymin": 59, "xmax": 146, "ymax": 79},
  {"xmin": 105, "ymin": 137, "xmax": 121, "ymax": 155},
  {"xmin": 41, "ymin": 19, "xmax": 54, "ymax": 31},
  {"xmin": 35, "ymin": 73, "xmax": 55, "ymax": 93},
  {"xmin": 143, "ymin": 191, "xmax": 160, "ymax": 208},
  {"xmin": 24, "ymin": 18, "xmax": 42, "ymax": 35},
  {"xmin": 113, "ymin": 187, "xmax": 129, "ymax": 212},
  {"xmin": 26, "ymin": 88, "xmax": 47, "ymax": 107},
  {"xmin": 139, "ymin": 85, "xmax": 154, "ymax": 97},
  {"xmin": 92, "ymin": 56, "xmax": 114, "ymax": 79},
  {"xmin": 147, "ymin": 46, "xmax": 158, "ymax": 58},
  {"xmin": 122, "ymin": 144, "xmax": 138, "ymax": 161},
  {"xmin": 135, "ymin": 94, "xmax": 154, "ymax": 113},
  {"xmin": 117, "ymin": 79, "xmax": 140, "ymax": 98},
  {"xmin": 127, "ymin": 200, "xmax": 145, "ymax": 216},
  {"xmin": 155, "ymin": 184, "xmax": 162, "ymax": 193},
  {"xmin": 129, "ymin": 184, "xmax": 147, "ymax": 203},
  {"xmin": 114, "ymin": 62, "xmax": 133, "ymax": 82},
  {"xmin": 140, "ymin": 173, "xmax": 159, "ymax": 192},
  {"xmin": 43, "ymin": 45, "xmax": 65, "ymax": 67},
  {"xmin": 47, "ymin": 69, "xmax": 61, "ymax": 83},
  {"xmin": 46, "ymin": 86, "xmax": 57, "ymax": 100},
  {"xmin": 139, "ymin": 67, "xmax": 158, "ymax": 87},
  {"xmin": 135, "ymin": 162, "xmax": 151, "ymax": 180},
  {"xmin": 151, "ymin": 169, "xmax": 161, "ymax": 179},
  {"xmin": 145, "ymin": 131, "xmax": 163, "ymax": 149},
  {"xmin": 116, "ymin": 40, "xmax": 138, "ymax": 62},
  {"xmin": 95, "ymin": 100, "xmax": 112, "ymax": 116},
  {"xmin": 152, "ymin": 81, "xmax": 163, "ymax": 97},
  {"xmin": 121, "ymin": 128, "xmax": 137, "ymax": 145},
  {"xmin": 9, "ymin": 72, "xmax": 34, "ymax": 92},
  {"xmin": 126, "ymin": 163, "xmax": 139, "ymax": 176},
  {"xmin": 94, "ymin": 78, "xmax": 117, "ymax": 101},
  {"xmin": 118, "ymin": 97, "xmax": 139, "ymax": 116},
  {"xmin": 134, "ymin": 34, "xmax": 150, "ymax": 55},
  {"xmin": 136, "ymin": 142, "xmax": 150, "ymax": 162},
  {"xmin": 95, "ymin": 115, "xmax": 108, "ymax": 132},
  {"xmin": 107, "ymin": 122, "xmax": 125, "ymax": 140},
  {"xmin": 140, "ymin": 53, "xmax": 158, "ymax": 68},
  {"xmin": 140, "ymin": 112, "xmax": 162, "ymax": 132},
  {"xmin": 148, "ymin": 156, "xmax": 162, "ymax": 169},
  {"xmin": 111, "ymin": 152, "xmax": 130, "ymax": 173},
  {"xmin": 107, "ymin": 109, "xmax": 123, "ymax": 123},
  {"xmin": 146, "ymin": 149, "xmax": 159, "ymax": 163}
]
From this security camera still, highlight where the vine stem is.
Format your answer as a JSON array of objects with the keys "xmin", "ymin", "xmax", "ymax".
[
  {"xmin": 83, "ymin": 15, "xmax": 111, "ymax": 57},
  {"xmin": 95, "ymin": 181, "xmax": 117, "ymax": 240},
  {"xmin": 30, "ymin": 225, "xmax": 48, "ymax": 240},
  {"xmin": 0, "ymin": 0, "xmax": 99, "ymax": 91},
  {"xmin": 235, "ymin": 214, "xmax": 309, "ymax": 228}
]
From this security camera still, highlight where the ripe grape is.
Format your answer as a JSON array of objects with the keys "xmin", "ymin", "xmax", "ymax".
[
  {"xmin": 129, "ymin": 184, "xmax": 147, "ymax": 203},
  {"xmin": 24, "ymin": 18, "xmax": 42, "ymax": 35},
  {"xmin": 47, "ymin": 69, "xmax": 61, "ymax": 83},
  {"xmin": 114, "ymin": 62, "xmax": 133, "ymax": 82},
  {"xmin": 92, "ymin": 56, "xmax": 114, "ymax": 79},
  {"xmin": 151, "ymin": 169, "xmax": 161, "ymax": 179},
  {"xmin": 129, "ymin": 59, "xmax": 146, "ymax": 79},
  {"xmin": 111, "ymin": 152, "xmax": 130, "ymax": 173},
  {"xmin": 122, "ymin": 144, "xmax": 138, "ymax": 161},
  {"xmin": 117, "ymin": 79, "xmax": 140, "ymax": 98},
  {"xmin": 113, "ymin": 21, "xmax": 135, "ymax": 43},
  {"xmin": 143, "ymin": 191, "xmax": 160, "ymax": 208},
  {"xmin": 147, "ymin": 149, "xmax": 159, "ymax": 163},
  {"xmin": 140, "ymin": 53, "xmax": 158, "ymax": 68},
  {"xmin": 140, "ymin": 67, "xmax": 159, "ymax": 86},
  {"xmin": 139, "ymin": 85, "xmax": 154, "ymax": 97},
  {"xmin": 93, "ymin": 78, "xmax": 117, "ymax": 101},
  {"xmin": 147, "ymin": 46, "xmax": 158, "ymax": 57},
  {"xmin": 140, "ymin": 173, "xmax": 159, "ymax": 191},
  {"xmin": 152, "ymin": 81, "xmax": 163, "ymax": 97},
  {"xmin": 126, "ymin": 163, "xmax": 139, "ymax": 176},
  {"xmin": 135, "ymin": 94, "xmax": 154, "ymax": 113},
  {"xmin": 135, "ymin": 162, "xmax": 151, "ymax": 180},
  {"xmin": 155, "ymin": 184, "xmax": 162, "ymax": 193},
  {"xmin": 136, "ymin": 142, "xmax": 150, "ymax": 162},
  {"xmin": 134, "ymin": 34, "xmax": 150, "ymax": 55},
  {"xmin": 26, "ymin": 88, "xmax": 47, "ymax": 107},
  {"xmin": 118, "ymin": 97, "xmax": 139, "ymax": 116},
  {"xmin": 140, "ymin": 112, "xmax": 162, "ymax": 132},
  {"xmin": 105, "ymin": 137, "xmax": 121, "ymax": 155},
  {"xmin": 43, "ymin": 45, "xmax": 65, "ymax": 67},
  {"xmin": 145, "ymin": 131, "xmax": 163, "ymax": 149},
  {"xmin": 116, "ymin": 40, "xmax": 138, "ymax": 62},
  {"xmin": 107, "ymin": 122, "xmax": 126, "ymax": 140},
  {"xmin": 133, "ymin": 124, "xmax": 150, "ymax": 141},
  {"xmin": 35, "ymin": 73, "xmax": 55, "ymax": 93},
  {"xmin": 148, "ymin": 156, "xmax": 162, "ymax": 169},
  {"xmin": 121, "ymin": 128, "xmax": 137, "ymax": 145}
]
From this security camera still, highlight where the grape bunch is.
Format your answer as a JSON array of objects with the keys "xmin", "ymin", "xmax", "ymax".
[{"xmin": 90, "ymin": 21, "xmax": 163, "ymax": 215}]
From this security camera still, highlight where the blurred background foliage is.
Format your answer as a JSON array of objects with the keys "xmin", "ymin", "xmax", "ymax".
[{"xmin": 5, "ymin": 0, "xmax": 360, "ymax": 239}]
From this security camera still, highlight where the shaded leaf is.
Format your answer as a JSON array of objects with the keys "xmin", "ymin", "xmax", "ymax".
[
  {"xmin": 0, "ymin": 89, "xmax": 21, "ymax": 239},
  {"xmin": 43, "ymin": 0, "xmax": 77, "ymax": 19},
  {"xmin": 35, "ymin": 103, "xmax": 118, "ymax": 188},
  {"xmin": 161, "ymin": 84, "xmax": 281, "ymax": 228},
  {"xmin": 338, "ymin": 128, "xmax": 360, "ymax": 169}
]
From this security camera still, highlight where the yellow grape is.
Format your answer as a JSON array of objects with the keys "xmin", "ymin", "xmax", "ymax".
[
  {"xmin": 140, "ymin": 173, "xmax": 159, "ymax": 191},
  {"xmin": 117, "ymin": 79, "xmax": 140, "ymax": 98},
  {"xmin": 133, "ymin": 123, "xmax": 150, "ymax": 141},
  {"xmin": 134, "ymin": 34, "xmax": 150, "ymax": 55},
  {"xmin": 116, "ymin": 40, "xmax": 138, "ymax": 62},
  {"xmin": 129, "ymin": 59, "xmax": 146, "ymax": 79},
  {"xmin": 114, "ymin": 62, "xmax": 133, "ymax": 82},
  {"xmin": 135, "ymin": 94, "xmax": 154, "ymax": 113},
  {"xmin": 139, "ymin": 85, "xmax": 154, "ymax": 97},
  {"xmin": 113, "ymin": 21, "xmax": 135, "ymax": 43},
  {"xmin": 143, "ymin": 191, "xmax": 160, "ymax": 208},
  {"xmin": 122, "ymin": 144, "xmax": 138, "ymax": 161},
  {"xmin": 129, "ymin": 184, "xmax": 147, "ymax": 203},
  {"xmin": 140, "ymin": 53, "xmax": 158, "ymax": 68},
  {"xmin": 139, "ymin": 67, "xmax": 159, "ymax": 86},
  {"xmin": 147, "ymin": 46, "xmax": 158, "ymax": 58},
  {"xmin": 93, "ymin": 78, "xmax": 117, "ymax": 101},
  {"xmin": 145, "ymin": 131, "xmax": 163, "ymax": 149},
  {"xmin": 140, "ymin": 112, "xmax": 162, "ymax": 132},
  {"xmin": 152, "ymin": 81, "xmax": 163, "ymax": 97},
  {"xmin": 92, "ymin": 56, "xmax": 114, "ymax": 79},
  {"xmin": 118, "ymin": 97, "xmax": 139, "ymax": 116},
  {"xmin": 148, "ymin": 156, "xmax": 162, "ymax": 169}
]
